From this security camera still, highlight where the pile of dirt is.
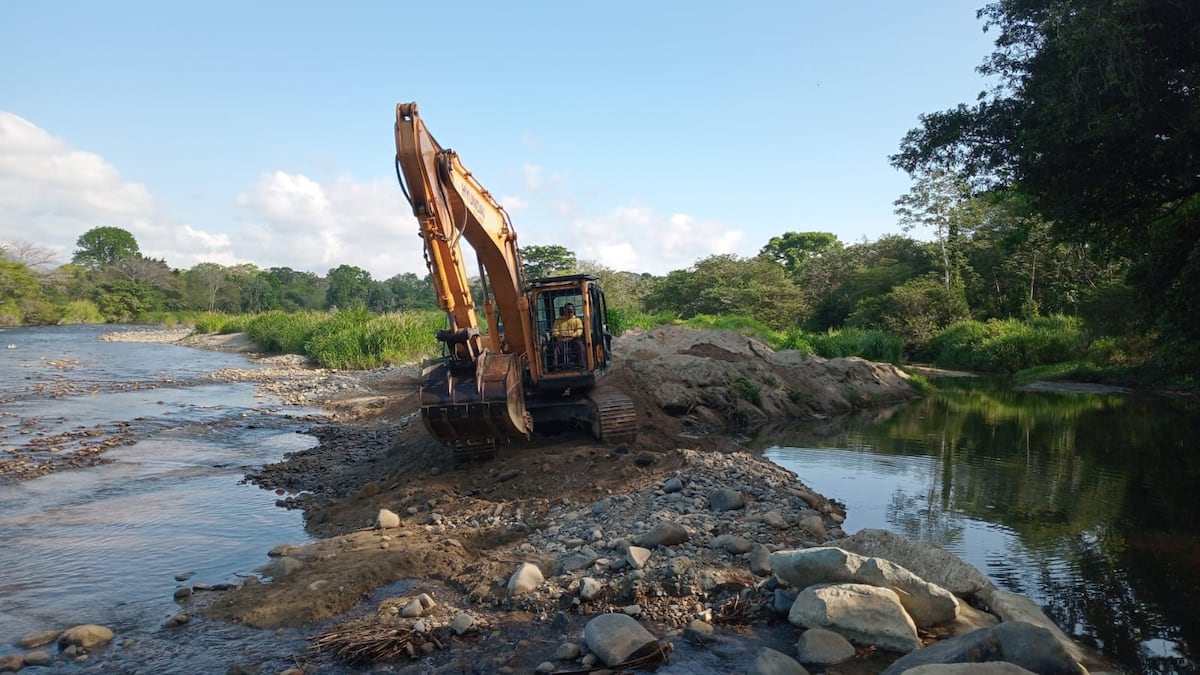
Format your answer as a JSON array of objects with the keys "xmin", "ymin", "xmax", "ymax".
[{"xmin": 194, "ymin": 326, "xmax": 919, "ymax": 672}]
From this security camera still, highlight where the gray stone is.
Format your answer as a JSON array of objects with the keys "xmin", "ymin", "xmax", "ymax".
[
  {"xmin": 709, "ymin": 488, "xmax": 745, "ymax": 511},
  {"xmin": 904, "ymin": 665, "xmax": 1036, "ymax": 675},
  {"xmin": 749, "ymin": 647, "xmax": 810, "ymax": 674},
  {"xmin": 591, "ymin": 497, "xmax": 612, "ymax": 515},
  {"xmin": 773, "ymin": 588, "xmax": 798, "ymax": 615},
  {"xmin": 638, "ymin": 521, "xmax": 690, "ymax": 547},
  {"xmin": 795, "ymin": 627, "xmax": 856, "ymax": 666},
  {"xmin": 451, "ymin": 612, "xmax": 477, "ymax": 635},
  {"xmin": 58, "ymin": 624, "xmax": 114, "ymax": 650},
  {"xmin": 376, "ymin": 508, "xmax": 400, "ymax": 529},
  {"xmin": 584, "ymin": 613, "xmax": 659, "ymax": 666},
  {"xmin": 535, "ymin": 661, "xmax": 556, "ymax": 674},
  {"xmin": 982, "ymin": 589, "xmax": 1090, "ymax": 668},
  {"xmin": 262, "ymin": 555, "xmax": 304, "ymax": 579},
  {"xmin": 712, "ymin": 533, "xmax": 754, "ymax": 554},
  {"xmin": 580, "ymin": 576, "xmax": 604, "ymax": 601},
  {"xmin": 626, "ymin": 545, "xmax": 652, "ymax": 570},
  {"xmin": 667, "ymin": 556, "xmax": 692, "ymax": 577},
  {"xmin": 555, "ymin": 641, "xmax": 581, "ymax": 660},
  {"xmin": 558, "ymin": 548, "xmax": 599, "ymax": 574},
  {"xmin": 267, "ymin": 543, "xmax": 294, "ymax": 557},
  {"xmin": 401, "ymin": 598, "xmax": 424, "ymax": 617},
  {"xmin": 506, "ymin": 562, "xmax": 544, "ymax": 596},
  {"xmin": 22, "ymin": 650, "xmax": 51, "ymax": 666},
  {"xmin": 854, "ymin": 557, "xmax": 959, "ymax": 627},
  {"xmin": 880, "ymin": 622, "xmax": 1085, "ymax": 675},
  {"xmin": 796, "ymin": 513, "xmax": 828, "ymax": 540},
  {"xmin": 770, "ymin": 547, "xmax": 863, "ymax": 588},
  {"xmin": 684, "ymin": 619, "xmax": 715, "ymax": 644},
  {"xmin": 749, "ymin": 543, "xmax": 773, "ymax": 577},
  {"xmin": 834, "ymin": 529, "xmax": 992, "ymax": 597},
  {"xmin": 761, "ymin": 510, "xmax": 789, "ymax": 529},
  {"xmin": 663, "ymin": 476, "xmax": 685, "ymax": 493},
  {"xmin": 789, "ymin": 583, "xmax": 919, "ymax": 654},
  {"xmin": 173, "ymin": 586, "xmax": 192, "ymax": 600}
]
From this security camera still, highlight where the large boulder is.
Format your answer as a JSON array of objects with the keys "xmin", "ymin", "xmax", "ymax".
[
  {"xmin": 833, "ymin": 529, "xmax": 992, "ymax": 597},
  {"xmin": 789, "ymin": 583, "xmax": 920, "ymax": 654},
  {"xmin": 583, "ymin": 613, "xmax": 660, "ymax": 666},
  {"xmin": 749, "ymin": 647, "xmax": 810, "ymax": 675},
  {"xmin": 771, "ymin": 547, "xmax": 863, "ymax": 588},
  {"xmin": 854, "ymin": 557, "xmax": 959, "ymax": 627},
  {"xmin": 880, "ymin": 622, "xmax": 1085, "ymax": 675},
  {"xmin": 57, "ymin": 624, "xmax": 114, "ymax": 650}
]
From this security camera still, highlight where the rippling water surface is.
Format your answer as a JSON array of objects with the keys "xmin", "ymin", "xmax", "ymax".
[{"xmin": 0, "ymin": 325, "xmax": 325, "ymax": 673}]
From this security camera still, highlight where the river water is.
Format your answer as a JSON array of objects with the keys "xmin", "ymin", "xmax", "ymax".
[
  {"xmin": 2, "ymin": 326, "xmax": 1196, "ymax": 673},
  {"xmin": 762, "ymin": 379, "xmax": 1200, "ymax": 674}
]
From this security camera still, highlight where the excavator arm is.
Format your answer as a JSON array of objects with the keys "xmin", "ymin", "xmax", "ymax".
[{"xmin": 394, "ymin": 102, "xmax": 532, "ymax": 362}]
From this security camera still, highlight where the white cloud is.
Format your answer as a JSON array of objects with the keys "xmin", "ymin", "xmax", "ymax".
[
  {"xmin": 571, "ymin": 206, "xmax": 744, "ymax": 275},
  {"xmin": 234, "ymin": 171, "xmax": 424, "ymax": 278},
  {"xmin": 500, "ymin": 195, "xmax": 528, "ymax": 212},
  {"xmin": 0, "ymin": 111, "xmax": 425, "ymax": 278}
]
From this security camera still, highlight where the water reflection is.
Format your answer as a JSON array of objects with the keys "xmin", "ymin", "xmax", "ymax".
[{"xmin": 760, "ymin": 379, "xmax": 1200, "ymax": 674}]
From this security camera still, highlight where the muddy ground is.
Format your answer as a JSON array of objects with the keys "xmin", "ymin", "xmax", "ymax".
[{"xmin": 173, "ymin": 326, "xmax": 920, "ymax": 673}]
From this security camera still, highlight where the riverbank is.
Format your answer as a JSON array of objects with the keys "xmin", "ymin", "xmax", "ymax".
[{"xmin": 6, "ymin": 326, "xmax": 1115, "ymax": 674}]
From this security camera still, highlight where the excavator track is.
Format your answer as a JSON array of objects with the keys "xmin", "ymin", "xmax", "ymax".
[
  {"xmin": 451, "ymin": 439, "xmax": 497, "ymax": 462},
  {"xmin": 589, "ymin": 391, "xmax": 638, "ymax": 444}
]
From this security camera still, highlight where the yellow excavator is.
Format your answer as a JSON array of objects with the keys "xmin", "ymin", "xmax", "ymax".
[{"xmin": 394, "ymin": 102, "xmax": 637, "ymax": 459}]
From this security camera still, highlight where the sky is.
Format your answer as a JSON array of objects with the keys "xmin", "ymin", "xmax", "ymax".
[{"xmin": 0, "ymin": 1, "xmax": 997, "ymax": 279}]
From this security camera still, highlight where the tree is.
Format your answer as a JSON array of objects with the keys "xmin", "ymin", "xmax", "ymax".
[
  {"xmin": 892, "ymin": 0, "xmax": 1200, "ymax": 363},
  {"xmin": 1, "ymin": 240, "xmax": 58, "ymax": 268},
  {"xmin": 72, "ymin": 227, "xmax": 139, "ymax": 270},
  {"xmin": 894, "ymin": 170, "xmax": 978, "ymax": 293},
  {"xmin": 521, "ymin": 244, "xmax": 576, "ymax": 280},
  {"xmin": 326, "ymin": 265, "xmax": 372, "ymax": 309},
  {"xmin": 645, "ymin": 254, "xmax": 808, "ymax": 329},
  {"xmin": 760, "ymin": 232, "xmax": 841, "ymax": 277},
  {"xmin": 185, "ymin": 263, "xmax": 230, "ymax": 312}
]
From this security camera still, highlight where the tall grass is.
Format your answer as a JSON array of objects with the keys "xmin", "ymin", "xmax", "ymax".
[
  {"xmin": 921, "ymin": 315, "xmax": 1083, "ymax": 373},
  {"xmin": 59, "ymin": 300, "xmax": 104, "ymax": 324}
]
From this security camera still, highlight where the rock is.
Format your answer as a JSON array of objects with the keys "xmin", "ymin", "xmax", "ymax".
[
  {"xmin": 667, "ymin": 556, "xmax": 692, "ymax": 577},
  {"xmin": 402, "ymin": 598, "xmax": 424, "ymax": 617},
  {"xmin": 770, "ymin": 547, "xmax": 863, "ymax": 588},
  {"xmin": 749, "ymin": 647, "xmax": 810, "ymax": 675},
  {"xmin": 0, "ymin": 654, "xmax": 22, "ymax": 672},
  {"xmin": 853, "ymin": 557, "xmax": 959, "ymax": 627},
  {"xmin": 535, "ymin": 661, "xmax": 556, "ymax": 674},
  {"xmin": 583, "ymin": 613, "xmax": 659, "ymax": 667},
  {"xmin": 173, "ymin": 586, "xmax": 192, "ymax": 600},
  {"xmin": 267, "ymin": 543, "xmax": 294, "ymax": 557},
  {"xmin": 22, "ymin": 650, "xmax": 51, "ymax": 666},
  {"xmin": 761, "ymin": 510, "xmax": 789, "ymax": 529},
  {"xmin": 17, "ymin": 629, "xmax": 60, "ymax": 649},
  {"xmin": 554, "ymin": 641, "xmax": 581, "ymax": 660},
  {"xmin": 789, "ymin": 583, "xmax": 920, "ymax": 654},
  {"xmin": 262, "ymin": 556, "xmax": 304, "ymax": 579},
  {"xmin": 834, "ymin": 529, "xmax": 992, "ymax": 597},
  {"xmin": 981, "ymin": 589, "xmax": 1090, "ymax": 668},
  {"xmin": 174, "ymin": 570, "xmax": 196, "ymax": 580},
  {"xmin": 57, "ymin": 624, "xmax": 114, "ymax": 650},
  {"xmin": 663, "ymin": 476, "xmax": 684, "ymax": 493},
  {"xmin": 451, "ymin": 612, "xmax": 477, "ymax": 635},
  {"xmin": 164, "ymin": 613, "xmax": 189, "ymax": 628},
  {"xmin": 796, "ymin": 513, "xmax": 828, "ymax": 540},
  {"xmin": 712, "ymin": 533, "xmax": 754, "ymax": 554},
  {"xmin": 579, "ymin": 577, "xmax": 604, "ymax": 601},
  {"xmin": 795, "ymin": 627, "xmax": 856, "ymax": 666},
  {"xmin": 880, "ymin": 622, "xmax": 1085, "ymax": 675},
  {"xmin": 637, "ymin": 521, "xmax": 689, "ymax": 547},
  {"xmin": 749, "ymin": 543, "xmax": 773, "ymax": 577},
  {"xmin": 709, "ymin": 488, "xmax": 745, "ymax": 511},
  {"xmin": 376, "ymin": 508, "xmax": 400, "ymax": 529},
  {"xmin": 559, "ymin": 548, "xmax": 599, "ymax": 573},
  {"xmin": 903, "ymin": 665, "xmax": 1036, "ymax": 674},
  {"xmin": 946, "ymin": 601, "xmax": 1000, "ymax": 636},
  {"xmin": 773, "ymin": 588, "xmax": 798, "ymax": 615},
  {"xmin": 507, "ymin": 562, "xmax": 544, "ymax": 596},
  {"xmin": 683, "ymin": 619, "xmax": 715, "ymax": 644},
  {"xmin": 626, "ymin": 546, "xmax": 652, "ymax": 570}
]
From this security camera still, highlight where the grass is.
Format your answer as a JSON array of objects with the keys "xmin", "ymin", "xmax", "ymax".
[{"xmin": 920, "ymin": 315, "xmax": 1084, "ymax": 373}]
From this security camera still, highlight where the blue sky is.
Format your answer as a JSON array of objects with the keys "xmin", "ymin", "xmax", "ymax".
[{"xmin": 1, "ymin": 1, "xmax": 996, "ymax": 278}]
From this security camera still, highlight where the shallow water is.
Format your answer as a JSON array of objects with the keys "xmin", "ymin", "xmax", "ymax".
[
  {"xmin": 0, "ymin": 325, "xmax": 327, "ymax": 673},
  {"xmin": 762, "ymin": 379, "xmax": 1200, "ymax": 674}
]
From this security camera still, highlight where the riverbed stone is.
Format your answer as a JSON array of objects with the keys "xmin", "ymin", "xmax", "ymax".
[
  {"xmin": 626, "ymin": 545, "xmax": 652, "ymax": 569},
  {"xmin": 771, "ymin": 547, "xmax": 863, "ymax": 588},
  {"xmin": 507, "ymin": 562, "xmax": 544, "ymax": 596},
  {"xmin": 583, "ymin": 613, "xmax": 659, "ymax": 666},
  {"xmin": 57, "ymin": 624, "xmax": 114, "ymax": 650},
  {"xmin": 880, "ymin": 621, "xmax": 1084, "ymax": 675},
  {"xmin": 18, "ymin": 629, "xmax": 60, "ymax": 649},
  {"xmin": 0, "ymin": 654, "xmax": 22, "ymax": 672},
  {"xmin": 749, "ymin": 647, "xmax": 810, "ymax": 674},
  {"xmin": 712, "ymin": 533, "xmax": 754, "ymax": 554},
  {"xmin": 789, "ymin": 583, "xmax": 919, "ymax": 654},
  {"xmin": 376, "ymin": 508, "xmax": 400, "ymax": 529},
  {"xmin": 853, "ymin": 557, "xmax": 958, "ymax": 627},
  {"xmin": 22, "ymin": 650, "xmax": 51, "ymax": 666},
  {"xmin": 834, "ymin": 529, "xmax": 992, "ymax": 597},
  {"xmin": 749, "ymin": 543, "xmax": 773, "ymax": 577},
  {"xmin": 637, "ymin": 521, "xmax": 689, "ymax": 547},
  {"xmin": 579, "ymin": 576, "xmax": 603, "ymax": 601},
  {"xmin": 795, "ymin": 627, "xmax": 855, "ymax": 666},
  {"xmin": 708, "ymin": 488, "xmax": 745, "ymax": 511}
]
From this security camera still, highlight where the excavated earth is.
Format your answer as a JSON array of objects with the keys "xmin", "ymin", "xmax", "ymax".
[{"xmin": 188, "ymin": 325, "xmax": 922, "ymax": 673}]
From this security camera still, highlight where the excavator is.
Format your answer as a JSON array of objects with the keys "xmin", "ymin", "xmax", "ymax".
[{"xmin": 394, "ymin": 102, "xmax": 637, "ymax": 459}]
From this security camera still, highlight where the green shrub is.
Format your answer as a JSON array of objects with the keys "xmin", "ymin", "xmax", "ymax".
[
  {"xmin": 606, "ymin": 307, "xmax": 674, "ymax": 336},
  {"xmin": 59, "ymin": 300, "xmax": 104, "ymax": 324},
  {"xmin": 922, "ymin": 315, "xmax": 1084, "ymax": 373},
  {"xmin": 0, "ymin": 301, "xmax": 22, "ymax": 326},
  {"xmin": 730, "ymin": 377, "xmax": 762, "ymax": 406}
]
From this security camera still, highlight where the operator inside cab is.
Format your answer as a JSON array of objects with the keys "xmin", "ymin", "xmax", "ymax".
[{"xmin": 552, "ymin": 303, "xmax": 583, "ymax": 341}]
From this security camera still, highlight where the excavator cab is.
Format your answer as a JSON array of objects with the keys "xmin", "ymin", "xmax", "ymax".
[{"xmin": 528, "ymin": 274, "xmax": 611, "ymax": 382}]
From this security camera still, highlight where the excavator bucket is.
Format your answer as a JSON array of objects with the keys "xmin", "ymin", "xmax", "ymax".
[{"xmin": 419, "ymin": 352, "xmax": 532, "ymax": 455}]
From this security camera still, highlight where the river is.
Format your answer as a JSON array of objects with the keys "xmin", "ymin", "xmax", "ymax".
[{"xmin": 1, "ymin": 326, "xmax": 1196, "ymax": 673}]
